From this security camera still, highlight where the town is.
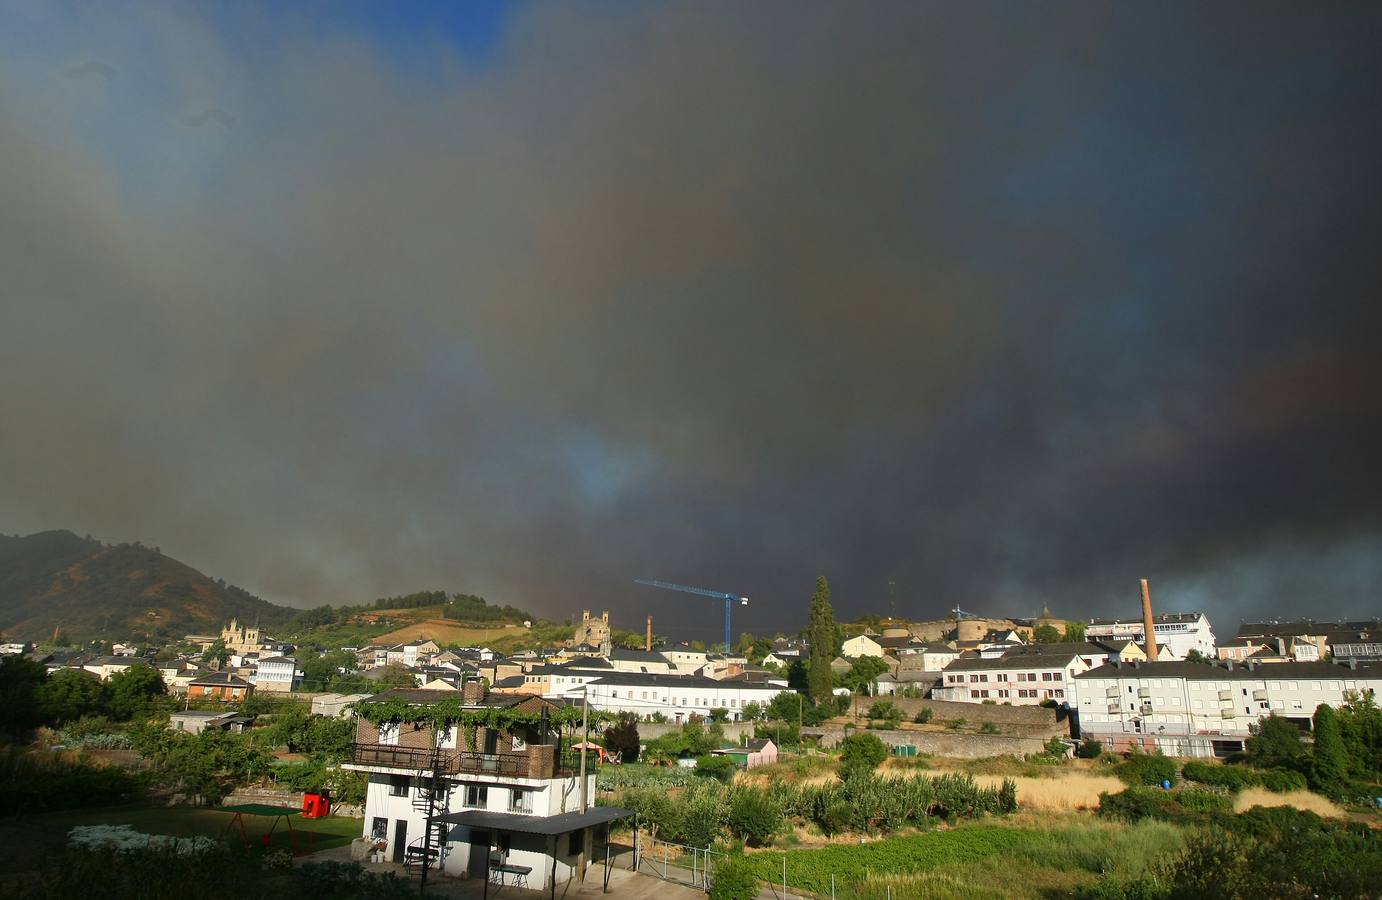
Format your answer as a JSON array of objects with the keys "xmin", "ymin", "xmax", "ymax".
[{"xmin": 2, "ymin": 574, "xmax": 1379, "ymax": 898}]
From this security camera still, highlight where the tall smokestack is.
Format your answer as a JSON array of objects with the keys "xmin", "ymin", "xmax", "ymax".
[
  {"xmin": 646, "ymin": 616, "xmax": 653, "ymax": 653},
  {"xmin": 1140, "ymin": 579, "xmax": 1158, "ymax": 661}
]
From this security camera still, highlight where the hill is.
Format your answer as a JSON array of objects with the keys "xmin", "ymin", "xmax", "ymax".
[{"xmin": 0, "ymin": 530, "xmax": 293, "ymax": 644}]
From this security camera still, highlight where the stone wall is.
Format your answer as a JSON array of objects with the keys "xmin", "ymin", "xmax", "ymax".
[
  {"xmin": 852, "ymin": 696, "xmax": 1065, "ymax": 736},
  {"xmin": 804, "ymin": 727, "xmax": 1052, "ymax": 758},
  {"xmin": 635, "ymin": 721, "xmax": 755, "ymax": 743}
]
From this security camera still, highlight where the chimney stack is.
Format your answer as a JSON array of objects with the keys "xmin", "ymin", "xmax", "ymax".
[
  {"xmin": 646, "ymin": 616, "xmax": 654, "ymax": 653},
  {"xmin": 1140, "ymin": 579, "xmax": 1159, "ymax": 661}
]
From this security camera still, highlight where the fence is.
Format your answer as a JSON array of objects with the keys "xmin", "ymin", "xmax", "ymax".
[{"xmin": 631, "ymin": 834, "xmax": 723, "ymax": 891}]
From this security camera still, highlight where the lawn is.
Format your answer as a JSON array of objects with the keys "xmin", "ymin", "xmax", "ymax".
[{"xmin": 2, "ymin": 804, "xmax": 364, "ymax": 873}]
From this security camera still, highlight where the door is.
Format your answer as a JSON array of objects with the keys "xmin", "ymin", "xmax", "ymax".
[
  {"xmin": 468, "ymin": 830, "xmax": 491, "ymax": 877},
  {"xmin": 392, "ymin": 819, "xmax": 408, "ymax": 863}
]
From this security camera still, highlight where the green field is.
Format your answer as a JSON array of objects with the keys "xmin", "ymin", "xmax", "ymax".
[{"xmin": 2, "ymin": 804, "xmax": 363, "ymax": 874}]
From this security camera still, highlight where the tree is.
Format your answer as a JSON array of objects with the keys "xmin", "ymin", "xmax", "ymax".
[
  {"xmin": 1337, "ymin": 690, "xmax": 1382, "ymax": 779},
  {"xmin": 1245, "ymin": 714, "xmax": 1307, "ymax": 769},
  {"xmin": 603, "ymin": 714, "xmax": 641, "ymax": 763},
  {"xmin": 838, "ymin": 731, "xmax": 888, "ymax": 776},
  {"xmin": 0, "ymin": 655, "xmax": 46, "ymax": 736},
  {"xmin": 38, "ymin": 668, "xmax": 107, "ymax": 724},
  {"xmin": 806, "ymin": 576, "xmax": 841, "ymax": 704},
  {"xmin": 1311, "ymin": 704, "xmax": 1349, "ymax": 793},
  {"xmin": 842, "ymin": 656, "xmax": 891, "ymax": 694},
  {"xmin": 1032, "ymin": 624, "xmax": 1062, "ymax": 643},
  {"xmin": 203, "ymin": 639, "xmax": 231, "ymax": 669},
  {"xmin": 866, "ymin": 700, "xmax": 901, "ymax": 729},
  {"xmin": 766, "ymin": 691, "xmax": 803, "ymax": 723},
  {"xmin": 1062, "ymin": 621, "xmax": 1087, "ymax": 642},
  {"xmin": 1184, "ymin": 649, "xmax": 1213, "ymax": 664},
  {"xmin": 106, "ymin": 664, "xmax": 167, "ymax": 720},
  {"xmin": 740, "ymin": 702, "xmax": 763, "ymax": 722},
  {"xmin": 373, "ymin": 663, "xmax": 418, "ymax": 689}
]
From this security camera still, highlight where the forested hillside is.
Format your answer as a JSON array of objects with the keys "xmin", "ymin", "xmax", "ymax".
[{"xmin": 0, "ymin": 530, "xmax": 292, "ymax": 644}]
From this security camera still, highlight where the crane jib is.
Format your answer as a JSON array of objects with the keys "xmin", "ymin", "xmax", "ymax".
[{"xmin": 633, "ymin": 578, "xmax": 746, "ymax": 653}]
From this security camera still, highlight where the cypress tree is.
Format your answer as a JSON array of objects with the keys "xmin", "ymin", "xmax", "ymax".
[
  {"xmin": 1311, "ymin": 703, "xmax": 1349, "ymax": 793},
  {"xmin": 806, "ymin": 576, "xmax": 841, "ymax": 704}
]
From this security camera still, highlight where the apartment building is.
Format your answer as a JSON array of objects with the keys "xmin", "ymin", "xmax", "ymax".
[
  {"xmin": 1073, "ymin": 659, "xmax": 1382, "ymax": 757},
  {"xmin": 548, "ymin": 670, "xmax": 788, "ymax": 721},
  {"xmin": 1086, "ymin": 612, "xmax": 1216, "ymax": 659}
]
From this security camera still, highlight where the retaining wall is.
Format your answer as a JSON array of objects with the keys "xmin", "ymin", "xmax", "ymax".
[{"xmin": 804, "ymin": 728, "xmax": 1052, "ymax": 758}]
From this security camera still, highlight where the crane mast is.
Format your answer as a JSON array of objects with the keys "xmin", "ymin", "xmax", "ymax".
[{"xmin": 634, "ymin": 578, "xmax": 748, "ymax": 654}]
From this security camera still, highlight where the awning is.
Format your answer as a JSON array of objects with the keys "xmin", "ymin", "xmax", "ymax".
[{"xmin": 431, "ymin": 806, "xmax": 633, "ymax": 838}]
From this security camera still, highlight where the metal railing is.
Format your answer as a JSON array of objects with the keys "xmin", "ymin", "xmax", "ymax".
[{"xmin": 351, "ymin": 744, "xmax": 538, "ymax": 778}]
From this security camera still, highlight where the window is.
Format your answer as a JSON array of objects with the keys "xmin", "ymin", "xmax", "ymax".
[
  {"xmin": 512, "ymin": 735, "xmax": 527, "ymax": 751},
  {"xmin": 379, "ymin": 722, "xmax": 400, "ymax": 745},
  {"xmin": 388, "ymin": 776, "xmax": 410, "ymax": 797},
  {"xmin": 372, "ymin": 817, "xmax": 388, "ymax": 840},
  {"xmin": 464, "ymin": 785, "xmax": 488, "ymax": 808},
  {"xmin": 510, "ymin": 789, "xmax": 532, "ymax": 812}
]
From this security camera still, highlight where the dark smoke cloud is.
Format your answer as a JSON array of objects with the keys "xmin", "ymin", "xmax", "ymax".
[{"xmin": 2, "ymin": 3, "xmax": 1380, "ymax": 639}]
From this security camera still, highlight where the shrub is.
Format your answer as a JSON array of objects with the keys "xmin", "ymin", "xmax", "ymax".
[
  {"xmin": 694, "ymin": 754, "xmax": 739, "ymax": 783},
  {"xmin": 979, "ymin": 722, "xmax": 1001, "ymax": 734},
  {"xmin": 710, "ymin": 853, "xmax": 759, "ymax": 900},
  {"xmin": 1181, "ymin": 761, "xmax": 1307, "ymax": 793},
  {"xmin": 1097, "ymin": 785, "xmax": 1232, "ymax": 824},
  {"xmin": 1076, "ymin": 738, "xmax": 1104, "ymax": 759},
  {"xmin": 728, "ymin": 788, "xmax": 783, "ymax": 846},
  {"xmin": 1116, "ymin": 750, "xmax": 1178, "ymax": 787},
  {"xmin": 838, "ymin": 732, "xmax": 889, "ymax": 775},
  {"xmin": 603, "ymin": 714, "xmax": 641, "ymax": 763},
  {"xmin": 913, "ymin": 708, "xmax": 933, "ymax": 724}
]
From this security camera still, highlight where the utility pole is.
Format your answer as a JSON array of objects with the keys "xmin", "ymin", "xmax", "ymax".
[
  {"xmin": 578, "ymin": 686, "xmax": 591, "ymax": 882},
  {"xmin": 579, "ymin": 687, "xmax": 590, "ymax": 813}
]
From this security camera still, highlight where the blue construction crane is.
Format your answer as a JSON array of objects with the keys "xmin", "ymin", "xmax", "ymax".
[{"xmin": 634, "ymin": 578, "xmax": 748, "ymax": 654}]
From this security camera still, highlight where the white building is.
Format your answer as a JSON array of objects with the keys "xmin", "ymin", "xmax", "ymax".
[
  {"xmin": 661, "ymin": 648, "xmax": 709, "ymax": 671},
  {"xmin": 605, "ymin": 648, "xmax": 674, "ymax": 674},
  {"xmin": 1085, "ymin": 612, "xmax": 1216, "ymax": 660},
  {"xmin": 1073, "ymin": 659, "xmax": 1382, "ymax": 757},
  {"xmin": 936, "ymin": 650, "xmax": 1092, "ymax": 706},
  {"xmin": 253, "ymin": 655, "xmax": 302, "ymax": 692},
  {"xmin": 550, "ymin": 671, "xmax": 789, "ymax": 722},
  {"xmin": 344, "ymin": 686, "xmax": 625, "ymax": 888}
]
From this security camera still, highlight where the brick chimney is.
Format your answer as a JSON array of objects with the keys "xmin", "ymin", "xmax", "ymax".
[
  {"xmin": 646, "ymin": 616, "xmax": 654, "ymax": 653},
  {"xmin": 1140, "ymin": 579, "xmax": 1158, "ymax": 661},
  {"xmin": 462, "ymin": 679, "xmax": 486, "ymax": 704}
]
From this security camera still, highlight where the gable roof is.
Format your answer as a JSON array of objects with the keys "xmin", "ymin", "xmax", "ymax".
[{"xmin": 190, "ymin": 672, "xmax": 252, "ymax": 687}]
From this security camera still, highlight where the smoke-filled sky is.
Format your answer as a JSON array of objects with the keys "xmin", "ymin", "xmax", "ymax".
[{"xmin": 3, "ymin": 2, "xmax": 1381, "ymax": 640}]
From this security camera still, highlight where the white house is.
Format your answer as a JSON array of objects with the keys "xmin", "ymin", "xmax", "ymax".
[
  {"xmin": 344, "ymin": 685, "xmax": 626, "ymax": 890},
  {"xmin": 82, "ymin": 655, "xmax": 136, "ymax": 680},
  {"xmin": 1073, "ymin": 658, "xmax": 1382, "ymax": 757},
  {"xmin": 1086, "ymin": 612, "xmax": 1216, "ymax": 660},
  {"xmin": 253, "ymin": 656, "xmax": 302, "ymax": 692},
  {"xmin": 936, "ymin": 650, "xmax": 1092, "ymax": 706},
  {"xmin": 841, "ymin": 634, "xmax": 885, "ymax": 658}
]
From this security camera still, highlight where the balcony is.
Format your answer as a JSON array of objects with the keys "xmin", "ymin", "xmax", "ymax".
[{"xmin": 350, "ymin": 743, "xmax": 569, "ymax": 779}]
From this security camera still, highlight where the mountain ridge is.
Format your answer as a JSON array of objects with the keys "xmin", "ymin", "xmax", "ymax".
[{"xmin": 0, "ymin": 529, "xmax": 294, "ymax": 644}]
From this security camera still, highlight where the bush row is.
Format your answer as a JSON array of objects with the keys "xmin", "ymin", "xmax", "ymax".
[
  {"xmin": 1180, "ymin": 760, "xmax": 1306, "ymax": 792},
  {"xmin": 615, "ymin": 771, "xmax": 1017, "ymax": 847}
]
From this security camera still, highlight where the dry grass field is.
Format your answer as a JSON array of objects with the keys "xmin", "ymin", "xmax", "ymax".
[
  {"xmin": 373, "ymin": 619, "xmax": 520, "ymax": 645},
  {"xmin": 1234, "ymin": 787, "xmax": 1346, "ymax": 818}
]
